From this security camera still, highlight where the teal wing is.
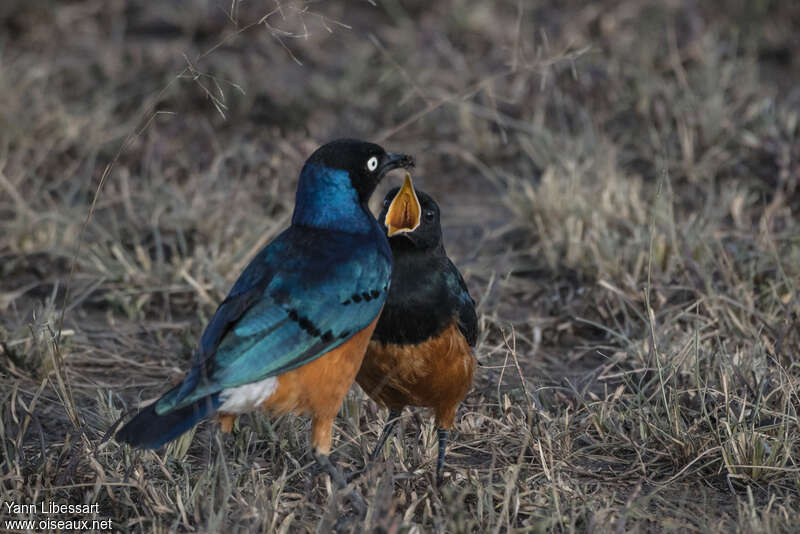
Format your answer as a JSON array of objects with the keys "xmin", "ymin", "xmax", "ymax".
[{"xmin": 156, "ymin": 225, "xmax": 391, "ymax": 414}]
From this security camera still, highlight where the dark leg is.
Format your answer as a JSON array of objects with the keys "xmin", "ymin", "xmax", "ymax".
[
  {"xmin": 436, "ymin": 428, "xmax": 449, "ymax": 484},
  {"xmin": 369, "ymin": 409, "xmax": 402, "ymax": 461},
  {"xmin": 314, "ymin": 451, "xmax": 367, "ymax": 517}
]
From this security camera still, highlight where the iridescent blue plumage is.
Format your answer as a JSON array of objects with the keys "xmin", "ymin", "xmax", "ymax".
[
  {"xmin": 156, "ymin": 222, "xmax": 391, "ymax": 412},
  {"xmin": 292, "ymin": 164, "xmax": 374, "ymax": 233},
  {"xmin": 115, "ymin": 139, "xmax": 413, "ymax": 450},
  {"xmin": 156, "ymin": 165, "xmax": 391, "ymax": 413}
]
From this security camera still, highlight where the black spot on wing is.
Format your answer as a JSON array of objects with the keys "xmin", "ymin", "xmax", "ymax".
[
  {"xmin": 342, "ymin": 284, "xmax": 388, "ymax": 306},
  {"xmin": 298, "ymin": 317, "xmax": 320, "ymax": 337},
  {"xmin": 286, "ymin": 308, "xmax": 328, "ymax": 340}
]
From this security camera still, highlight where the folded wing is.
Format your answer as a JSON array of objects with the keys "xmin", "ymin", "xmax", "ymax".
[{"xmin": 157, "ymin": 226, "xmax": 391, "ymax": 414}]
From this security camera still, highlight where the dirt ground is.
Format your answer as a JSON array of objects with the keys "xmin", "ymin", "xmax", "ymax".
[{"xmin": 1, "ymin": 1, "xmax": 799, "ymax": 532}]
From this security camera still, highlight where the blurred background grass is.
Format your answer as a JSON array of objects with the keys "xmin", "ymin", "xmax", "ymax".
[{"xmin": 1, "ymin": 0, "xmax": 799, "ymax": 532}]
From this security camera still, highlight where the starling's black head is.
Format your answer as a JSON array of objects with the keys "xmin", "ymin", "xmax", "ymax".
[
  {"xmin": 304, "ymin": 139, "xmax": 414, "ymax": 204},
  {"xmin": 378, "ymin": 175, "xmax": 442, "ymax": 250}
]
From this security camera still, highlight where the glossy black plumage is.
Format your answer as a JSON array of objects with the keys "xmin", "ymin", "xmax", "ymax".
[
  {"xmin": 358, "ymin": 184, "xmax": 478, "ymax": 483},
  {"xmin": 372, "ymin": 188, "xmax": 477, "ymax": 348},
  {"xmin": 115, "ymin": 139, "xmax": 415, "ymax": 515}
]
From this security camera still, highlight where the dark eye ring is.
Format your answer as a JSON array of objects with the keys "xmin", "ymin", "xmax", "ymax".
[
  {"xmin": 383, "ymin": 198, "xmax": 392, "ymax": 208},
  {"xmin": 424, "ymin": 210, "xmax": 435, "ymax": 221}
]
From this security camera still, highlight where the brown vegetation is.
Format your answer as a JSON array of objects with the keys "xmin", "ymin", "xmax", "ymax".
[{"xmin": 1, "ymin": 1, "xmax": 799, "ymax": 531}]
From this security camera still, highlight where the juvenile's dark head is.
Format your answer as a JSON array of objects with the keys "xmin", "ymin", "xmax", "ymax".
[
  {"xmin": 303, "ymin": 139, "xmax": 414, "ymax": 204},
  {"xmin": 378, "ymin": 174, "xmax": 442, "ymax": 251}
]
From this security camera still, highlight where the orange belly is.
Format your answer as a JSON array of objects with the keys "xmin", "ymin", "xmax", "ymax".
[
  {"xmin": 218, "ymin": 314, "xmax": 380, "ymax": 455},
  {"xmin": 356, "ymin": 321, "xmax": 475, "ymax": 429}
]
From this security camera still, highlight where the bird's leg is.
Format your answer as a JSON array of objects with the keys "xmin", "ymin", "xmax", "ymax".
[
  {"xmin": 436, "ymin": 428, "xmax": 449, "ymax": 485},
  {"xmin": 218, "ymin": 413, "xmax": 237, "ymax": 434},
  {"xmin": 370, "ymin": 409, "xmax": 402, "ymax": 461},
  {"xmin": 314, "ymin": 451, "xmax": 367, "ymax": 517}
]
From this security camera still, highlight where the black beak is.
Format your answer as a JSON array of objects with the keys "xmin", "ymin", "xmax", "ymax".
[{"xmin": 378, "ymin": 152, "xmax": 415, "ymax": 178}]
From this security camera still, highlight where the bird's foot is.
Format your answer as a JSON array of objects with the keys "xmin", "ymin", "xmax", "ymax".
[
  {"xmin": 345, "ymin": 467, "xmax": 365, "ymax": 484},
  {"xmin": 314, "ymin": 452, "xmax": 367, "ymax": 518}
]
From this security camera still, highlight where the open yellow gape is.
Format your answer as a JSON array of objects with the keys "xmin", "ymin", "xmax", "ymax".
[{"xmin": 385, "ymin": 172, "xmax": 421, "ymax": 237}]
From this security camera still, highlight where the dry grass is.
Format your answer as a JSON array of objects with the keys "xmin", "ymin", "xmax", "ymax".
[{"xmin": 1, "ymin": 0, "xmax": 799, "ymax": 532}]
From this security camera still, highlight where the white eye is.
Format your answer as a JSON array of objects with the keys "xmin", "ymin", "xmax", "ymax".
[{"xmin": 367, "ymin": 156, "xmax": 379, "ymax": 172}]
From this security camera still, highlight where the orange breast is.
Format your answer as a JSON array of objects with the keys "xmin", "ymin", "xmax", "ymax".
[
  {"xmin": 217, "ymin": 315, "xmax": 381, "ymax": 455},
  {"xmin": 356, "ymin": 321, "xmax": 475, "ymax": 429}
]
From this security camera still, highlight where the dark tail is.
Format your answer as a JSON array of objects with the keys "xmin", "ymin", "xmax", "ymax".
[{"xmin": 115, "ymin": 394, "xmax": 220, "ymax": 450}]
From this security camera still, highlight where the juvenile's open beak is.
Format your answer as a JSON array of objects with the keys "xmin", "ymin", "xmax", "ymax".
[
  {"xmin": 385, "ymin": 173, "xmax": 421, "ymax": 237},
  {"xmin": 378, "ymin": 152, "xmax": 415, "ymax": 178}
]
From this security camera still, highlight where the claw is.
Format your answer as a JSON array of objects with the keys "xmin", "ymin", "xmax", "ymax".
[{"xmin": 314, "ymin": 452, "xmax": 367, "ymax": 518}]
